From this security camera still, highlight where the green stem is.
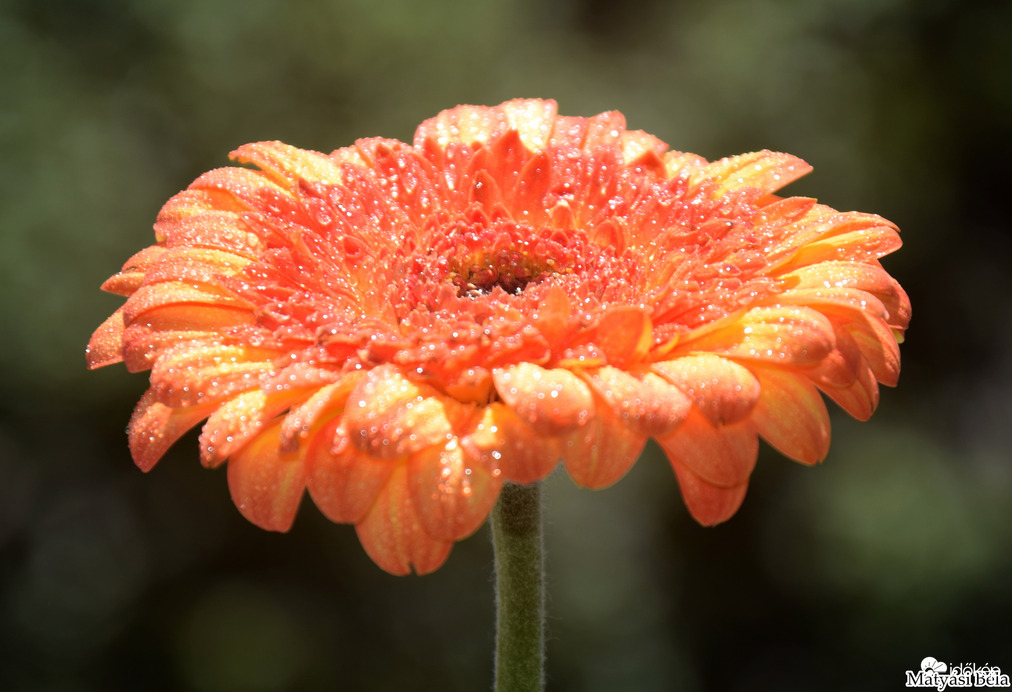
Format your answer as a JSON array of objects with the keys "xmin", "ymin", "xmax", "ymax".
[{"xmin": 491, "ymin": 482, "xmax": 545, "ymax": 692}]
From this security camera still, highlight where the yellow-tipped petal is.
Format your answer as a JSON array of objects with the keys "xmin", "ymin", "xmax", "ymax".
[{"xmin": 493, "ymin": 363, "xmax": 594, "ymax": 435}]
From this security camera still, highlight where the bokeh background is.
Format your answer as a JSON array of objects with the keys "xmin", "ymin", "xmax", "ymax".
[{"xmin": 2, "ymin": 0, "xmax": 1010, "ymax": 689}]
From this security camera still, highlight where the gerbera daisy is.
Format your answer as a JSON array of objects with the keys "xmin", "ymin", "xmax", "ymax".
[{"xmin": 87, "ymin": 98, "xmax": 909, "ymax": 575}]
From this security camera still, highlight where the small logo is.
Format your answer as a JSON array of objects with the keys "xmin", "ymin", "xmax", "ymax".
[{"xmin": 905, "ymin": 657, "xmax": 1010, "ymax": 689}]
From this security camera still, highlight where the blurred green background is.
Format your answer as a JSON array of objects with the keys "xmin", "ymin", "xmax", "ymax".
[{"xmin": 2, "ymin": 0, "xmax": 1010, "ymax": 689}]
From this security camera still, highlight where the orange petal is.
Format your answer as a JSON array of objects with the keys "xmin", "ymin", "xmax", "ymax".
[
  {"xmin": 838, "ymin": 311, "xmax": 902, "ymax": 387},
  {"xmin": 306, "ymin": 418, "xmax": 395, "ymax": 524},
  {"xmin": 677, "ymin": 306, "xmax": 836, "ymax": 367},
  {"xmin": 581, "ymin": 366, "xmax": 691, "ymax": 437},
  {"xmin": 137, "ymin": 247, "xmax": 250, "ymax": 287},
  {"xmin": 280, "ymin": 376, "xmax": 359, "ymax": 452},
  {"xmin": 460, "ymin": 403, "xmax": 562, "ymax": 484},
  {"xmin": 344, "ymin": 365, "xmax": 465, "ymax": 459},
  {"xmin": 697, "ymin": 151, "xmax": 812, "ymax": 197},
  {"xmin": 188, "ymin": 166, "xmax": 289, "ymax": 212},
  {"xmin": 231, "ymin": 141, "xmax": 345, "ymax": 188},
  {"xmin": 531, "ymin": 284, "xmax": 573, "ymax": 349},
  {"xmin": 86, "ymin": 307, "xmax": 126, "ymax": 369},
  {"xmin": 122, "ymin": 282, "xmax": 252, "ymax": 324},
  {"xmin": 149, "ymin": 342, "xmax": 274, "ymax": 408},
  {"xmin": 777, "ymin": 225, "xmax": 902, "ymax": 272},
  {"xmin": 100, "ymin": 246, "xmax": 169, "ymax": 296},
  {"xmin": 652, "ymin": 354, "xmax": 760, "ymax": 426},
  {"xmin": 658, "ymin": 408, "xmax": 758, "ymax": 488},
  {"xmin": 128, "ymin": 389, "xmax": 216, "ymax": 472},
  {"xmin": 783, "ymin": 260, "xmax": 911, "ymax": 328},
  {"xmin": 198, "ymin": 388, "xmax": 307, "ymax": 468},
  {"xmin": 493, "ymin": 363, "xmax": 594, "ymax": 434},
  {"xmin": 121, "ymin": 305, "xmax": 256, "ymax": 373},
  {"xmin": 155, "ymin": 209, "xmax": 263, "ymax": 258},
  {"xmin": 667, "ymin": 455, "xmax": 749, "ymax": 526},
  {"xmin": 811, "ymin": 330, "xmax": 880, "ymax": 421},
  {"xmin": 227, "ymin": 419, "xmax": 306, "ymax": 532},
  {"xmin": 407, "ymin": 440, "xmax": 503, "ymax": 541},
  {"xmin": 750, "ymin": 366, "xmax": 831, "ymax": 464},
  {"xmin": 562, "ymin": 404, "xmax": 647, "ymax": 489},
  {"xmin": 590, "ymin": 305, "xmax": 653, "ymax": 368},
  {"xmin": 355, "ymin": 463, "xmax": 453, "ymax": 576}
]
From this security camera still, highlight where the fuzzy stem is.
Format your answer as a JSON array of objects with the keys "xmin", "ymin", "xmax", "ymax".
[{"xmin": 491, "ymin": 482, "xmax": 545, "ymax": 692}]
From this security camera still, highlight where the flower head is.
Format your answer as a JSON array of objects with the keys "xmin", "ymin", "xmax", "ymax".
[{"xmin": 87, "ymin": 99, "xmax": 910, "ymax": 574}]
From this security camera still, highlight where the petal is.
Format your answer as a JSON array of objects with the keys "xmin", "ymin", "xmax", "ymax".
[
  {"xmin": 836, "ymin": 310, "xmax": 902, "ymax": 387},
  {"xmin": 86, "ymin": 307, "xmax": 126, "ymax": 369},
  {"xmin": 355, "ymin": 463, "xmax": 453, "ymax": 576},
  {"xmin": 783, "ymin": 260, "xmax": 911, "ymax": 328},
  {"xmin": 460, "ymin": 403, "xmax": 562, "ymax": 484},
  {"xmin": 344, "ymin": 366, "xmax": 465, "ymax": 458},
  {"xmin": 811, "ymin": 330, "xmax": 880, "ymax": 421},
  {"xmin": 777, "ymin": 225, "xmax": 902, "ymax": 272},
  {"xmin": 652, "ymin": 354, "xmax": 761, "ymax": 426},
  {"xmin": 198, "ymin": 388, "xmax": 307, "ymax": 468},
  {"xmin": 750, "ymin": 366, "xmax": 831, "ymax": 464},
  {"xmin": 227, "ymin": 419, "xmax": 307, "ymax": 532},
  {"xmin": 414, "ymin": 104, "xmax": 508, "ymax": 148},
  {"xmin": 493, "ymin": 363, "xmax": 594, "ymax": 434},
  {"xmin": 148, "ymin": 342, "xmax": 274, "ymax": 408},
  {"xmin": 677, "ymin": 306, "xmax": 836, "ymax": 367},
  {"xmin": 500, "ymin": 98, "xmax": 558, "ymax": 151},
  {"xmin": 658, "ymin": 408, "xmax": 758, "ymax": 488},
  {"xmin": 128, "ymin": 389, "xmax": 216, "ymax": 472},
  {"xmin": 407, "ymin": 440, "xmax": 503, "ymax": 541},
  {"xmin": 155, "ymin": 209, "xmax": 263, "ymax": 258},
  {"xmin": 101, "ymin": 246, "xmax": 169, "ymax": 296},
  {"xmin": 280, "ymin": 376, "xmax": 359, "ymax": 452},
  {"xmin": 589, "ymin": 305, "xmax": 653, "ymax": 368},
  {"xmin": 121, "ymin": 305, "xmax": 256, "ymax": 372},
  {"xmin": 306, "ymin": 418, "xmax": 395, "ymax": 524},
  {"xmin": 122, "ymin": 281, "xmax": 252, "ymax": 324},
  {"xmin": 696, "ymin": 151, "xmax": 812, "ymax": 197},
  {"xmin": 668, "ymin": 455, "xmax": 749, "ymax": 526},
  {"xmin": 562, "ymin": 404, "xmax": 647, "ymax": 489},
  {"xmin": 231, "ymin": 141, "xmax": 346, "ymax": 188},
  {"xmin": 138, "ymin": 247, "xmax": 251, "ymax": 287},
  {"xmin": 582, "ymin": 366, "xmax": 691, "ymax": 437}
]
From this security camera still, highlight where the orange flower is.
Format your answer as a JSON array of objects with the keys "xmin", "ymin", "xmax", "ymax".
[{"xmin": 87, "ymin": 99, "xmax": 910, "ymax": 575}]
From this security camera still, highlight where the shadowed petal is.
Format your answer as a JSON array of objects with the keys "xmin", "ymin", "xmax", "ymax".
[
  {"xmin": 658, "ymin": 408, "xmax": 758, "ymax": 488},
  {"xmin": 306, "ymin": 418, "xmax": 395, "ymax": 524},
  {"xmin": 355, "ymin": 463, "xmax": 453, "ymax": 576},
  {"xmin": 227, "ymin": 419, "xmax": 307, "ymax": 532},
  {"xmin": 750, "ymin": 366, "xmax": 831, "ymax": 464},
  {"xmin": 562, "ymin": 404, "xmax": 647, "ymax": 489},
  {"xmin": 668, "ymin": 455, "xmax": 749, "ymax": 526},
  {"xmin": 408, "ymin": 440, "xmax": 503, "ymax": 541},
  {"xmin": 128, "ymin": 389, "xmax": 216, "ymax": 472}
]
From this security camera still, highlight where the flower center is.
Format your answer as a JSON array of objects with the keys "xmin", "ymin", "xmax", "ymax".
[{"xmin": 433, "ymin": 218, "xmax": 565, "ymax": 298}]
